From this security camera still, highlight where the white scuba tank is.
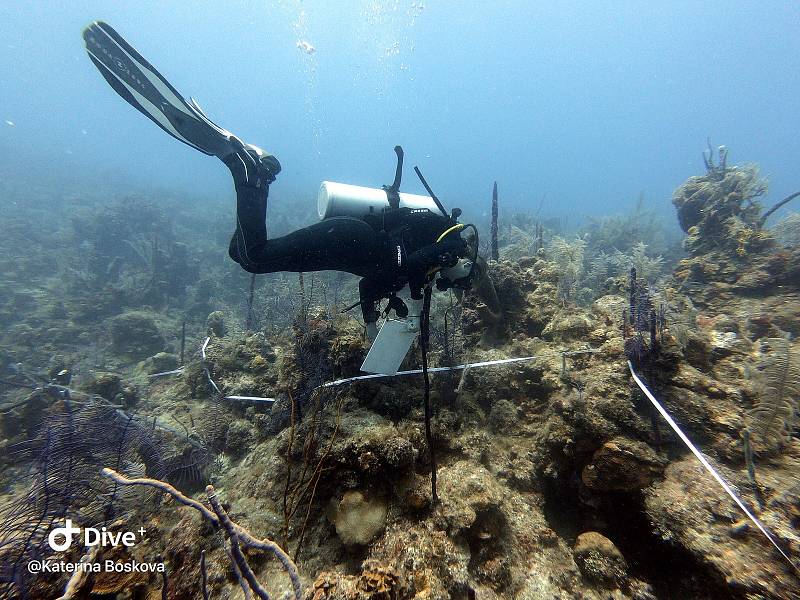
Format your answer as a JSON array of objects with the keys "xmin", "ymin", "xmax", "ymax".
[{"xmin": 317, "ymin": 181, "xmax": 441, "ymax": 220}]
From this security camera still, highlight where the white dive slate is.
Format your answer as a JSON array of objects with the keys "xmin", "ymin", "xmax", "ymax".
[
  {"xmin": 360, "ymin": 318, "xmax": 420, "ymax": 375},
  {"xmin": 361, "ymin": 286, "xmax": 424, "ymax": 375}
]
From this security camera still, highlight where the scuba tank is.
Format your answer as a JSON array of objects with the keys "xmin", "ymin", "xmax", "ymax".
[{"xmin": 317, "ymin": 181, "xmax": 441, "ymax": 220}]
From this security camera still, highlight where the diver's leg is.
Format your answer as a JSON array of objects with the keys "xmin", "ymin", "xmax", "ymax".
[
  {"xmin": 359, "ymin": 278, "xmax": 384, "ymax": 339},
  {"xmin": 222, "ymin": 138, "xmax": 281, "ymax": 270},
  {"xmin": 229, "ymin": 216, "xmax": 386, "ymax": 277},
  {"xmin": 226, "ymin": 181, "xmax": 269, "ymax": 270}
]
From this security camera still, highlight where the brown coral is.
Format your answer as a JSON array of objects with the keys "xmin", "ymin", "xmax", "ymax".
[
  {"xmin": 311, "ymin": 572, "xmax": 339, "ymax": 600},
  {"xmin": 357, "ymin": 560, "xmax": 400, "ymax": 600}
]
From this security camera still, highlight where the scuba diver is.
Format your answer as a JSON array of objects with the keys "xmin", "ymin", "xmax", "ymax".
[{"xmin": 83, "ymin": 21, "xmax": 495, "ymax": 373}]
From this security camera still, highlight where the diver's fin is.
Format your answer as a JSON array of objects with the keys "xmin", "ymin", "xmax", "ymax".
[{"xmin": 82, "ymin": 21, "xmax": 236, "ymax": 158}]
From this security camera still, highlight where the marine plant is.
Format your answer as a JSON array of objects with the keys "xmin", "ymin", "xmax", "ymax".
[
  {"xmin": 772, "ymin": 212, "xmax": 800, "ymax": 247},
  {"xmin": 547, "ymin": 235, "xmax": 586, "ymax": 304},
  {"xmin": 757, "ymin": 191, "xmax": 800, "ymax": 229},
  {"xmin": 69, "ymin": 197, "xmax": 198, "ymax": 309},
  {"xmin": 622, "ymin": 267, "xmax": 665, "ymax": 369},
  {"xmin": 290, "ymin": 313, "xmax": 336, "ymax": 416},
  {"xmin": 627, "ymin": 242, "xmax": 665, "ymax": 284},
  {"xmin": 583, "ymin": 242, "xmax": 665, "ymax": 295},
  {"xmin": 0, "ymin": 386, "xmax": 213, "ymax": 598},
  {"xmin": 582, "ymin": 192, "xmax": 669, "ymax": 257},
  {"xmin": 490, "ymin": 181, "xmax": 499, "ymax": 261},
  {"xmin": 192, "ymin": 336, "xmax": 235, "ymax": 453},
  {"xmin": 499, "ymin": 222, "xmax": 544, "ymax": 258},
  {"xmin": 281, "ymin": 389, "xmax": 343, "ymax": 561},
  {"xmin": 274, "ymin": 301, "xmax": 351, "ymax": 560},
  {"xmin": 245, "ymin": 270, "xmax": 359, "ymax": 334},
  {"xmin": 745, "ymin": 336, "xmax": 799, "ymax": 454},
  {"xmin": 673, "ymin": 146, "xmax": 772, "ymax": 258},
  {"xmin": 430, "ymin": 294, "xmax": 467, "ymax": 403},
  {"xmin": 622, "ymin": 267, "xmax": 671, "ymax": 445}
]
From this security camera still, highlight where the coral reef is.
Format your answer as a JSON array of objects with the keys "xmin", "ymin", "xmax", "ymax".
[
  {"xmin": 100, "ymin": 467, "xmax": 302, "ymax": 599},
  {"xmin": 108, "ymin": 311, "xmax": 166, "ymax": 360},
  {"xmin": 3, "ymin": 150, "xmax": 800, "ymax": 600},
  {"xmin": 572, "ymin": 531, "xmax": 628, "ymax": 587}
]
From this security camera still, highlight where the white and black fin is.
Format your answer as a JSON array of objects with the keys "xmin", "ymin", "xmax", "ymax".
[{"xmin": 82, "ymin": 21, "xmax": 234, "ymax": 157}]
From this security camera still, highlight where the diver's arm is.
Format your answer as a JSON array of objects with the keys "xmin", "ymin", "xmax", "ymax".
[{"xmin": 405, "ymin": 235, "xmax": 467, "ymax": 289}]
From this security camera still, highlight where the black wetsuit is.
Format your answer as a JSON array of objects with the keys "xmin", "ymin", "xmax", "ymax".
[{"xmin": 223, "ymin": 153, "xmax": 465, "ymax": 316}]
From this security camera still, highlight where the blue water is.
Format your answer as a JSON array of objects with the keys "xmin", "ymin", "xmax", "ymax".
[{"xmin": 1, "ymin": 1, "xmax": 798, "ymax": 222}]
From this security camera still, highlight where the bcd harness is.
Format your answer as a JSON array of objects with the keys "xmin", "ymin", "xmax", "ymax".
[{"xmin": 355, "ymin": 146, "xmax": 476, "ymax": 322}]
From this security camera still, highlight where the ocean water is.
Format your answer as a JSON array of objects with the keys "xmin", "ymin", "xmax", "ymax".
[
  {"xmin": 1, "ymin": 1, "xmax": 798, "ymax": 219},
  {"xmin": 1, "ymin": 3, "xmax": 799, "ymax": 600}
]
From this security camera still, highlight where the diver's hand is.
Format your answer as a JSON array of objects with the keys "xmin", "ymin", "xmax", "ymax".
[
  {"xmin": 436, "ymin": 235, "xmax": 468, "ymax": 264},
  {"xmin": 405, "ymin": 235, "xmax": 467, "ymax": 290}
]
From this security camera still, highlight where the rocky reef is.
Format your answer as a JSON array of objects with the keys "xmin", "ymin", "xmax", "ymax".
[{"xmin": 1, "ymin": 152, "xmax": 799, "ymax": 600}]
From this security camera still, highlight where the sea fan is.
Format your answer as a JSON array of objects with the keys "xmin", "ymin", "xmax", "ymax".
[
  {"xmin": 746, "ymin": 337, "xmax": 799, "ymax": 453},
  {"xmin": 629, "ymin": 242, "xmax": 664, "ymax": 283},
  {"xmin": 772, "ymin": 211, "xmax": 800, "ymax": 248},
  {"xmin": 0, "ymin": 394, "xmax": 214, "ymax": 597}
]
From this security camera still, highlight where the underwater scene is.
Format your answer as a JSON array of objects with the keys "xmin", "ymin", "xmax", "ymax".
[{"xmin": 1, "ymin": 2, "xmax": 799, "ymax": 599}]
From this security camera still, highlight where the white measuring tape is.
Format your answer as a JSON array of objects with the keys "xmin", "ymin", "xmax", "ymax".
[
  {"xmin": 319, "ymin": 349, "xmax": 599, "ymax": 389},
  {"xmin": 149, "ymin": 343, "xmax": 596, "ymax": 403},
  {"xmin": 148, "ymin": 368, "xmax": 185, "ymax": 378},
  {"xmin": 224, "ymin": 395, "xmax": 276, "ymax": 403},
  {"xmin": 628, "ymin": 361, "xmax": 796, "ymax": 570},
  {"xmin": 321, "ymin": 355, "xmax": 539, "ymax": 388}
]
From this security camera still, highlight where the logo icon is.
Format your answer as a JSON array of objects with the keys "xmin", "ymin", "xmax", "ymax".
[{"xmin": 48, "ymin": 519, "xmax": 81, "ymax": 552}]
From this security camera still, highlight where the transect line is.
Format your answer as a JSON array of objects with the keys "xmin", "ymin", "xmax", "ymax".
[
  {"xmin": 148, "ymin": 338, "xmax": 276, "ymax": 404},
  {"xmin": 224, "ymin": 395, "xmax": 276, "ymax": 403},
  {"xmin": 628, "ymin": 361, "xmax": 797, "ymax": 571},
  {"xmin": 142, "ymin": 339, "xmax": 796, "ymax": 571},
  {"xmin": 148, "ymin": 368, "xmax": 185, "ymax": 378},
  {"xmin": 320, "ymin": 349, "xmax": 599, "ymax": 388},
  {"xmin": 152, "ymin": 344, "xmax": 598, "ymax": 403}
]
